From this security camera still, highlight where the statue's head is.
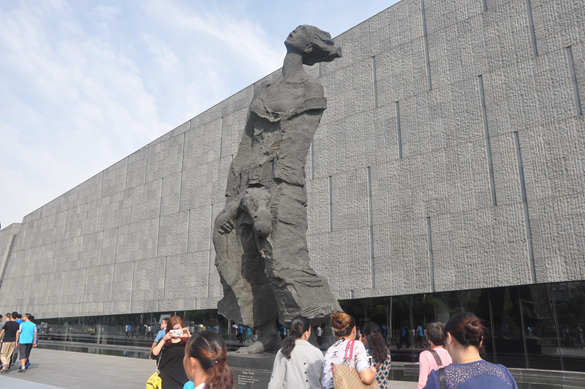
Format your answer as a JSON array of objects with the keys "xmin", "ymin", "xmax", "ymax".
[{"xmin": 285, "ymin": 25, "xmax": 342, "ymax": 66}]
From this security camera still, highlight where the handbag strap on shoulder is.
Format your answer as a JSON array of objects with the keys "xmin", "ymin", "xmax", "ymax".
[
  {"xmin": 344, "ymin": 339, "xmax": 355, "ymax": 362},
  {"xmin": 439, "ymin": 367, "xmax": 446, "ymax": 389},
  {"xmin": 429, "ymin": 349, "xmax": 443, "ymax": 367}
]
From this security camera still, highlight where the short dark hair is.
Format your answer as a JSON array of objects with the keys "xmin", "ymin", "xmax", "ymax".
[
  {"xmin": 16, "ymin": 314, "xmax": 22, "ymax": 319},
  {"xmin": 12, "ymin": 312, "xmax": 18, "ymax": 318}
]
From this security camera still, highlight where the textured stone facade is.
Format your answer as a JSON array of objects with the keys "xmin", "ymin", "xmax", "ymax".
[{"xmin": 1, "ymin": 0, "xmax": 584, "ymax": 318}]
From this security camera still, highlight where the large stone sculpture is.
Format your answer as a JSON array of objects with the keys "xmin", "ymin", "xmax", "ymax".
[{"xmin": 213, "ymin": 25, "xmax": 342, "ymax": 353}]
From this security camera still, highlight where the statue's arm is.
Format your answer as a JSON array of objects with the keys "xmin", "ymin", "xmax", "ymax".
[
  {"xmin": 214, "ymin": 198, "xmax": 241, "ymax": 236},
  {"xmin": 213, "ymin": 190, "xmax": 249, "ymax": 239}
]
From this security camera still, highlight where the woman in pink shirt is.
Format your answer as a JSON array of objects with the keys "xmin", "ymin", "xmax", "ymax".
[{"xmin": 417, "ymin": 322, "xmax": 452, "ymax": 389}]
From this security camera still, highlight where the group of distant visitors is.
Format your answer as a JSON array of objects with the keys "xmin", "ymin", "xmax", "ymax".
[
  {"xmin": 126, "ymin": 323, "xmax": 158, "ymax": 339},
  {"xmin": 232, "ymin": 323, "xmax": 257, "ymax": 344},
  {"xmin": 0, "ymin": 312, "xmax": 38, "ymax": 374}
]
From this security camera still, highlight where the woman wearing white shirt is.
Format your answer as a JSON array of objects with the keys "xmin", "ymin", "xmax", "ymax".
[
  {"xmin": 183, "ymin": 331, "xmax": 234, "ymax": 389},
  {"xmin": 268, "ymin": 315, "xmax": 324, "ymax": 389},
  {"xmin": 322, "ymin": 312, "xmax": 377, "ymax": 389}
]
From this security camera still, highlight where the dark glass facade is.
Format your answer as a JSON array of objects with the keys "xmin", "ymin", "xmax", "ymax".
[
  {"xmin": 340, "ymin": 281, "xmax": 585, "ymax": 373},
  {"xmin": 34, "ymin": 281, "xmax": 585, "ymax": 373}
]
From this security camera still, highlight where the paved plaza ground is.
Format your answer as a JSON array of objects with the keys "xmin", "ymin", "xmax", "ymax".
[
  {"xmin": 0, "ymin": 348, "xmax": 419, "ymax": 389},
  {"xmin": 0, "ymin": 348, "xmax": 155, "ymax": 389}
]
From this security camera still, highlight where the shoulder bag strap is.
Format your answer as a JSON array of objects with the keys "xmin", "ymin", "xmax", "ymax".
[
  {"xmin": 439, "ymin": 367, "xmax": 446, "ymax": 389},
  {"xmin": 156, "ymin": 346, "xmax": 164, "ymax": 372},
  {"xmin": 344, "ymin": 339, "xmax": 355, "ymax": 362},
  {"xmin": 429, "ymin": 349, "xmax": 443, "ymax": 367}
]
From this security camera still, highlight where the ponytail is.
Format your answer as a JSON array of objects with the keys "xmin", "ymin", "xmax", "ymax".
[
  {"xmin": 281, "ymin": 316, "xmax": 311, "ymax": 359},
  {"xmin": 186, "ymin": 331, "xmax": 234, "ymax": 389}
]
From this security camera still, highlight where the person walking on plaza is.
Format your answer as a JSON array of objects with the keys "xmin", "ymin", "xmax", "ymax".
[
  {"xmin": 316, "ymin": 324, "xmax": 323, "ymax": 347},
  {"xmin": 362, "ymin": 322, "xmax": 391, "ymax": 389},
  {"xmin": 416, "ymin": 324, "xmax": 424, "ymax": 348},
  {"xmin": 183, "ymin": 331, "xmax": 234, "ymax": 389},
  {"xmin": 576, "ymin": 324, "xmax": 584, "ymax": 349},
  {"xmin": 423, "ymin": 312, "xmax": 518, "ymax": 389},
  {"xmin": 15, "ymin": 314, "xmax": 37, "ymax": 373},
  {"xmin": 417, "ymin": 322, "xmax": 452, "ymax": 389},
  {"xmin": 268, "ymin": 316, "xmax": 323, "ymax": 389},
  {"xmin": 10, "ymin": 312, "xmax": 22, "ymax": 367},
  {"xmin": 322, "ymin": 312, "xmax": 376, "ymax": 389},
  {"xmin": 150, "ymin": 318, "xmax": 168, "ymax": 359},
  {"xmin": 0, "ymin": 314, "xmax": 18, "ymax": 373},
  {"xmin": 237, "ymin": 325, "xmax": 243, "ymax": 343}
]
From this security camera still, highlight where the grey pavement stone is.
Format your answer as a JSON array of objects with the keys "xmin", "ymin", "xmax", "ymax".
[{"xmin": 0, "ymin": 348, "xmax": 154, "ymax": 389}]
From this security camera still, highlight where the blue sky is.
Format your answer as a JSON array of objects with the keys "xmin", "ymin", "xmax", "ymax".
[{"xmin": 0, "ymin": 0, "xmax": 398, "ymax": 228}]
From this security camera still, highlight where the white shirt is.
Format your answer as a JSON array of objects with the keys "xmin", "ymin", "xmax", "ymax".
[
  {"xmin": 316, "ymin": 327, "xmax": 323, "ymax": 337},
  {"xmin": 322, "ymin": 339, "xmax": 371, "ymax": 389},
  {"xmin": 267, "ymin": 340, "xmax": 324, "ymax": 389}
]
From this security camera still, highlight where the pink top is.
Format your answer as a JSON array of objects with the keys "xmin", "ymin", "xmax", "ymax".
[{"xmin": 417, "ymin": 348, "xmax": 453, "ymax": 389}]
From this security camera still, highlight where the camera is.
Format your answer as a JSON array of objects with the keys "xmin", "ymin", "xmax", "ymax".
[{"xmin": 170, "ymin": 329, "xmax": 183, "ymax": 337}]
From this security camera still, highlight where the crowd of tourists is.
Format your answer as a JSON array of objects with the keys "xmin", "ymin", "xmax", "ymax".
[
  {"xmin": 263, "ymin": 311, "xmax": 518, "ymax": 389},
  {"xmin": 0, "ymin": 312, "xmax": 38, "ymax": 374},
  {"xmin": 0, "ymin": 309, "xmax": 519, "ymax": 389},
  {"xmin": 146, "ymin": 310, "xmax": 518, "ymax": 389}
]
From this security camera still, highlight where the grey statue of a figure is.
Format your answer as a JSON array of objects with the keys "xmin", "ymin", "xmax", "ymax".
[{"xmin": 213, "ymin": 25, "xmax": 342, "ymax": 353}]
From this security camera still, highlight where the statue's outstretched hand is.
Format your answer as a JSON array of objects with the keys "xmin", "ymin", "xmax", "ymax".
[{"xmin": 219, "ymin": 220, "xmax": 235, "ymax": 235}]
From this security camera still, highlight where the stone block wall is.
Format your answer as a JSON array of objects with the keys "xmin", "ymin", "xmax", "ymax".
[{"xmin": 0, "ymin": 0, "xmax": 583, "ymax": 318}]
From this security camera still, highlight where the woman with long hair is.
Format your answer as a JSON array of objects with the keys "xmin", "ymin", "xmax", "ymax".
[
  {"xmin": 417, "ymin": 322, "xmax": 452, "ymax": 389},
  {"xmin": 423, "ymin": 312, "xmax": 518, "ymax": 389},
  {"xmin": 183, "ymin": 330, "xmax": 234, "ymax": 389},
  {"xmin": 267, "ymin": 315, "xmax": 323, "ymax": 389},
  {"xmin": 361, "ymin": 322, "xmax": 391, "ymax": 389},
  {"xmin": 150, "ymin": 316, "xmax": 191, "ymax": 389},
  {"xmin": 322, "ymin": 312, "xmax": 376, "ymax": 389}
]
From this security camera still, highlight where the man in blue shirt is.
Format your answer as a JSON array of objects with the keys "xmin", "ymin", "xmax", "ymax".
[
  {"xmin": 149, "ymin": 318, "xmax": 168, "ymax": 360},
  {"xmin": 15, "ymin": 314, "xmax": 37, "ymax": 372}
]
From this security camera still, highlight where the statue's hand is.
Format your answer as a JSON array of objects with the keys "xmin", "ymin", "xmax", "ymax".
[{"xmin": 219, "ymin": 220, "xmax": 235, "ymax": 235}]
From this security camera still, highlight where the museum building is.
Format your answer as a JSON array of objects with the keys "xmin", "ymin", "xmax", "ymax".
[{"xmin": 1, "ymin": 0, "xmax": 585, "ymax": 374}]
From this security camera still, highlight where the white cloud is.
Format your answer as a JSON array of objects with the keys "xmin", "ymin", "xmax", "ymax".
[
  {"xmin": 0, "ymin": 1, "xmax": 170, "ymax": 226},
  {"xmin": 0, "ymin": 0, "xmax": 399, "ymax": 228}
]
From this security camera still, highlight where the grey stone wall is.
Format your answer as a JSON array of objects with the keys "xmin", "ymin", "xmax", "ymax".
[{"xmin": 0, "ymin": 0, "xmax": 584, "ymax": 318}]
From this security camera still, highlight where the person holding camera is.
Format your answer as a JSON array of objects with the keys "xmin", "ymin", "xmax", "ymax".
[{"xmin": 150, "ymin": 316, "xmax": 191, "ymax": 389}]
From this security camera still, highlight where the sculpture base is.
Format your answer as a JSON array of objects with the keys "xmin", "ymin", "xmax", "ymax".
[{"xmin": 227, "ymin": 351, "xmax": 277, "ymax": 389}]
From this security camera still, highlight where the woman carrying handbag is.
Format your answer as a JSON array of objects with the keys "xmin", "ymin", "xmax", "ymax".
[{"xmin": 322, "ymin": 312, "xmax": 378, "ymax": 389}]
